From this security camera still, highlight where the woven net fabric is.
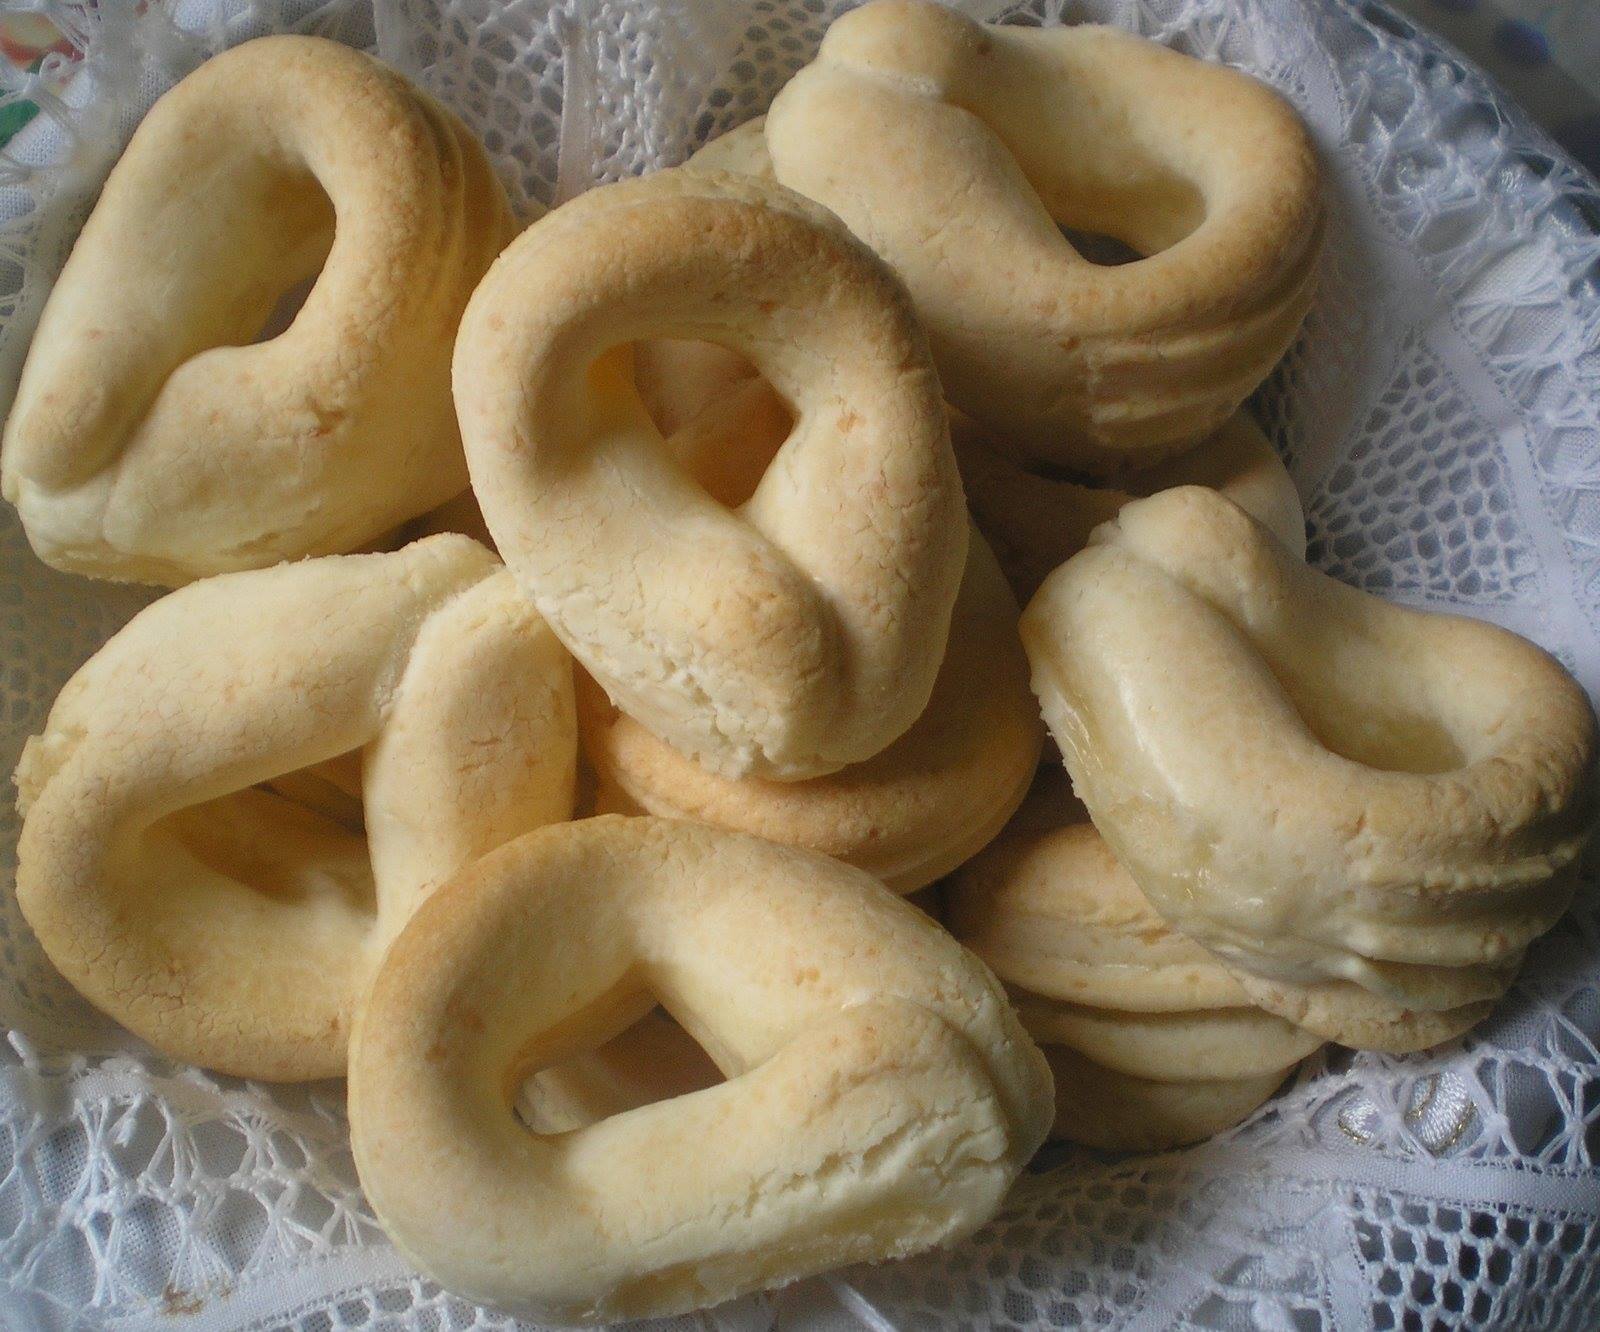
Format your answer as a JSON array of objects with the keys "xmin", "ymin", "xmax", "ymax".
[{"xmin": 0, "ymin": 0, "xmax": 1597, "ymax": 1327}]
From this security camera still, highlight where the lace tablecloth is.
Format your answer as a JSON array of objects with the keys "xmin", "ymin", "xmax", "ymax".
[
  {"xmin": 0, "ymin": 1, "xmax": 1597, "ymax": 1329},
  {"xmin": 1391, "ymin": 0, "xmax": 1600, "ymax": 175}
]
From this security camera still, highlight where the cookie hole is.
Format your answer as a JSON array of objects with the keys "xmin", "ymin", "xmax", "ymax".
[
  {"xmin": 1285, "ymin": 689, "xmax": 1469, "ymax": 775},
  {"xmin": 151, "ymin": 748, "xmax": 371, "ymax": 910},
  {"xmin": 1249, "ymin": 653, "xmax": 1470, "ymax": 774},
  {"xmin": 514, "ymin": 1007, "xmax": 724, "ymax": 1135},
  {"xmin": 257, "ymin": 750, "xmax": 366, "ymax": 832},
  {"xmin": 239, "ymin": 170, "xmax": 336, "ymax": 346},
  {"xmin": 1043, "ymin": 166, "xmax": 1205, "ymax": 257},
  {"xmin": 1058, "ymin": 226, "xmax": 1143, "ymax": 267},
  {"xmin": 253, "ymin": 273, "xmax": 322, "ymax": 343},
  {"xmin": 632, "ymin": 339, "xmax": 795, "ymax": 508}
]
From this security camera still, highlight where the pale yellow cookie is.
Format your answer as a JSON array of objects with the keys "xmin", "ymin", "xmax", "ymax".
[
  {"xmin": 14, "ymin": 537, "xmax": 575, "ymax": 1079},
  {"xmin": 582, "ymin": 530, "xmax": 1041, "ymax": 892},
  {"xmin": 949, "ymin": 774, "xmax": 1319, "ymax": 1150},
  {"xmin": 2, "ymin": 36, "xmax": 516, "ymax": 583},
  {"xmin": 955, "ymin": 410, "xmax": 1305, "ymax": 599},
  {"xmin": 758, "ymin": 1, "xmax": 1323, "ymax": 471},
  {"xmin": 349, "ymin": 816, "xmax": 1053, "ymax": 1323},
  {"xmin": 454, "ymin": 170, "xmax": 966, "ymax": 781},
  {"xmin": 1022, "ymin": 487, "xmax": 1597, "ymax": 1050},
  {"xmin": 949, "ymin": 776, "xmax": 1256, "ymax": 1014}
]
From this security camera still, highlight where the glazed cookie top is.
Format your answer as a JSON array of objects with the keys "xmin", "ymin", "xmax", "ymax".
[{"xmin": 1022, "ymin": 486, "xmax": 1597, "ymax": 1049}]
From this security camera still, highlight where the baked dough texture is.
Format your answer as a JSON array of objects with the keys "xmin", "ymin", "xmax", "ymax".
[
  {"xmin": 518, "ymin": 1008, "xmax": 724, "ymax": 1135},
  {"xmin": 626, "ymin": 341, "xmax": 1305, "ymax": 604},
  {"xmin": 408, "ymin": 342, "xmax": 794, "ymax": 546},
  {"xmin": 1022, "ymin": 487, "xmax": 1598, "ymax": 1051},
  {"xmin": 14, "ymin": 536, "xmax": 576, "ymax": 1080},
  {"xmin": 684, "ymin": 116, "xmax": 776, "ymax": 180},
  {"xmin": 954, "ymin": 409, "xmax": 1305, "ymax": 599},
  {"xmin": 1, "ymin": 35, "xmax": 516, "ymax": 585},
  {"xmin": 454, "ymin": 169, "xmax": 966, "ymax": 781},
  {"xmin": 582, "ymin": 529, "xmax": 1042, "ymax": 892},
  {"xmin": 348, "ymin": 815, "xmax": 1053, "ymax": 1323},
  {"xmin": 632, "ymin": 339, "xmax": 767, "ymax": 437},
  {"xmin": 1038, "ymin": 1046, "xmax": 1289, "ymax": 1154},
  {"xmin": 632, "ymin": 342, "xmax": 796, "ymax": 508},
  {"xmin": 949, "ymin": 770, "xmax": 1320, "ymax": 1150},
  {"xmin": 759, "ymin": 0, "xmax": 1323, "ymax": 472}
]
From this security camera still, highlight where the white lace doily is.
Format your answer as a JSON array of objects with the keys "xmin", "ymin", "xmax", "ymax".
[{"xmin": 1, "ymin": 1, "xmax": 1598, "ymax": 1328}]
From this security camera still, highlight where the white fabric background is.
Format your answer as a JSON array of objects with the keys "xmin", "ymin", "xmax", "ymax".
[{"xmin": 0, "ymin": 0, "xmax": 1597, "ymax": 1328}]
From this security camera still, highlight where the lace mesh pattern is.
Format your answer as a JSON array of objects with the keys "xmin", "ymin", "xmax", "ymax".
[
  {"xmin": 0, "ymin": 0, "xmax": 1597, "ymax": 1327},
  {"xmin": 1305, "ymin": 334, "xmax": 1541, "ymax": 604}
]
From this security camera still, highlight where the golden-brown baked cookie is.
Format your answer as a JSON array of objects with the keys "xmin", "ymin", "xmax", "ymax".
[
  {"xmin": 349, "ymin": 816, "xmax": 1053, "ymax": 1323},
  {"xmin": 2, "ymin": 36, "xmax": 516, "ymax": 584},
  {"xmin": 14, "ymin": 537, "xmax": 575, "ymax": 1079},
  {"xmin": 582, "ymin": 530, "xmax": 1041, "ymax": 892},
  {"xmin": 756, "ymin": 0, "xmax": 1322, "ymax": 472},
  {"xmin": 454, "ymin": 169, "xmax": 966, "ymax": 781}
]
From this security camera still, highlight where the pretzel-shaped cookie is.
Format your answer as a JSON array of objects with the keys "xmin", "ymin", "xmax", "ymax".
[
  {"xmin": 758, "ymin": 0, "xmax": 1322, "ymax": 472},
  {"xmin": 949, "ymin": 769, "xmax": 1321, "ymax": 1151},
  {"xmin": 582, "ymin": 529, "xmax": 1042, "ymax": 891},
  {"xmin": 349, "ymin": 816, "xmax": 1052, "ymax": 1323},
  {"xmin": 454, "ymin": 170, "xmax": 967, "ymax": 780},
  {"xmin": 14, "ymin": 537, "xmax": 575, "ymax": 1079},
  {"xmin": 1022, "ymin": 487, "xmax": 1598, "ymax": 1050},
  {"xmin": 1, "ymin": 36, "xmax": 516, "ymax": 584}
]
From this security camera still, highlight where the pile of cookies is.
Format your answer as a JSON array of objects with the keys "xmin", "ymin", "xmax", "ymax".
[{"xmin": 4, "ymin": 1, "xmax": 1595, "ymax": 1323}]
